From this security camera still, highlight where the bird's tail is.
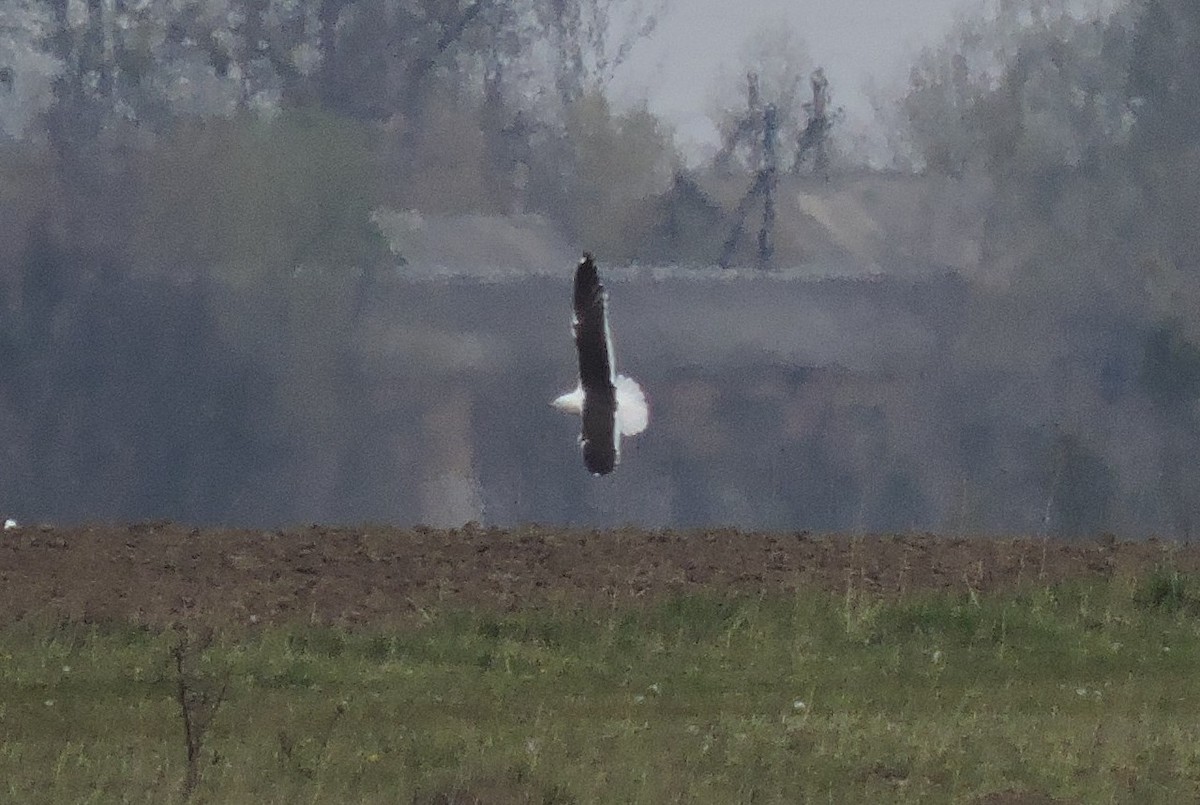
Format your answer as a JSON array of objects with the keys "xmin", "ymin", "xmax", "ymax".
[{"xmin": 614, "ymin": 375, "xmax": 648, "ymax": 436}]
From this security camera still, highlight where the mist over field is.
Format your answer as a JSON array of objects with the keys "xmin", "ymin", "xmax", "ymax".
[{"xmin": 1, "ymin": 0, "xmax": 1198, "ymax": 537}]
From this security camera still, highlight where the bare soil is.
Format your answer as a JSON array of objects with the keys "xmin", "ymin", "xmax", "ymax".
[{"xmin": 1, "ymin": 523, "xmax": 1196, "ymax": 628}]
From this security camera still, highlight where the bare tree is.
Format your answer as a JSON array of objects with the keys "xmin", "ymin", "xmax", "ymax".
[
  {"xmin": 171, "ymin": 626, "xmax": 231, "ymax": 801},
  {"xmin": 533, "ymin": 0, "xmax": 667, "ymax": 108}
]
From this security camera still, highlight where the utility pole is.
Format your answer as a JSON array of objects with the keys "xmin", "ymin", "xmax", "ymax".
[
  {"xmin": 794, "ymin": 67, "xmax": 832, "ymax": 179},
  {"xmin": 714, "ymin": 73, "xmax": 764, "ymax": 174},
  {"xmin": 719, "ymin": 102, "xmax": 778, "ymax": 270}
]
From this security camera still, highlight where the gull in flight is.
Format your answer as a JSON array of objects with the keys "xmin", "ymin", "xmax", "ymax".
[{"xmin": 552, "ymin": 253, "xmax": 648, "ymax": 475}]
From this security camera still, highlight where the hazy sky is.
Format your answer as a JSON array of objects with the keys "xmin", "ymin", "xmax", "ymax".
[{"xmin": 609, "ymin": 0, "xmax": 975, "ymax": 158}]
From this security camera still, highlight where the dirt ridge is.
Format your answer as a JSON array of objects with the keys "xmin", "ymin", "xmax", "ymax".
[{"xmin": 1, "ymin": 523, "xmax": 1193, "ymax": 627}]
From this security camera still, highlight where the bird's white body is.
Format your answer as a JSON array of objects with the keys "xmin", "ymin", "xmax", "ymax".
[
  {"xmin": 551, "ymin": 386, "xmax": 585, "ymax": 413},
  {"xmin": 553, "ymin": 374, "xmax": 649, "ymax": 437}
]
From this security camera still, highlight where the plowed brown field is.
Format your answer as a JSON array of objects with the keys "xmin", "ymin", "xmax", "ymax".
[{"xmin": 1, "ymin": 523, "xmax": 1196, "ymax": 627}]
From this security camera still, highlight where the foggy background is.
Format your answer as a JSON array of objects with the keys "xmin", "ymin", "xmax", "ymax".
[{"xmin": 1, "ymin": 0, "xmax": 1198, "ymax": 537}]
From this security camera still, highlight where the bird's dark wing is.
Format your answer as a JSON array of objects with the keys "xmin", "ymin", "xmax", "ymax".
[
  {"xmin": 573, "ymin": 254, "xmax": 615, "ymax": 395},
  {"xmin": 581, "ymin": 391, "xmax": 617, "ymax": 475},
  {"xmin": 571, "ymin": 253, "xmax": 619, "ymax": 475}
]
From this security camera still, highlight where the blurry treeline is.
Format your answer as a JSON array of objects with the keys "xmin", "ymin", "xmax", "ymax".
[
  {"xmin": 879, "ymin": 0, "xmax": 1200, "ymax": 536},
  {"xmin": 0, "ymin": 0, "xmax": 675, "ymax": 254}
]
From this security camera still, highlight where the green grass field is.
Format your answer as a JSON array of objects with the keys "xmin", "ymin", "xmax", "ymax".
[{"xmin": 4, "ymin": 571, "xmax": 1200, "ymax": 803}]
